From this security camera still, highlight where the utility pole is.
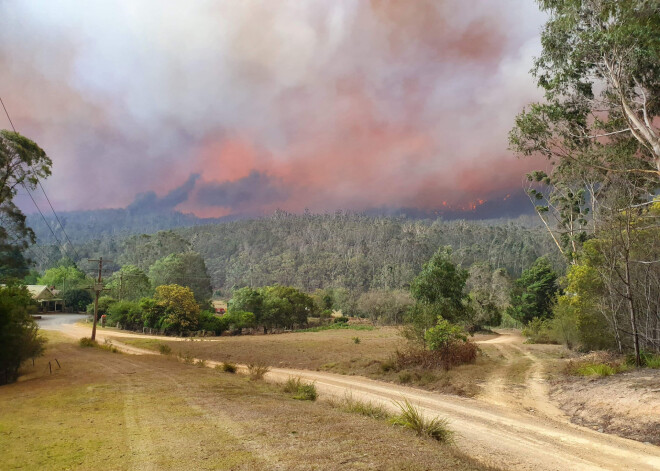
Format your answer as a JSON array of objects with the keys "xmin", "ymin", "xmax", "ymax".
[
  {"xmin": 119, "ymin": 272, "xmax": 124, "ymax": 301},
  {"xmin": 88, "ymin": 257, "xmax": 109, "ymax": 341}
]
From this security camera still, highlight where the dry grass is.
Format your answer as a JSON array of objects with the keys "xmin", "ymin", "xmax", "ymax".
[
  {"xmin": 117, "ymin": 329, "xmax": 501, "ymax": 397},
  {"xmin": 0, "ymin": 333, "xmax": 495, "ymax": 470}
]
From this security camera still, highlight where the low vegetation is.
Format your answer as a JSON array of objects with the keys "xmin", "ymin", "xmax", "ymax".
[
  {"xmin": 247, "ymin": 363, "xmax": 270, "ymax": 380},
  {"xmin": 282, "ymin": 377, "xmax": 317, "ymax": 401},
  {"xmin": 220, "ymin": 361, "xmax": 237, "ymax": 373},
  {"xmin": 390, "ymin": 399, "xmax": 454, "ymax": 443},
  {"xmin": 327, "ymin": 394, "xmax": 392, "ymax": 420}
]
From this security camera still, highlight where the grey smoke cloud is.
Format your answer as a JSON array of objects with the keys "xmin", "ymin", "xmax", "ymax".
[
  {"xmin": 195, "ymin": 171, "xmax": 287, "ymax": 212},
  {"xmin": 0, "ymin": 1, "xmax": 548, "ymax": 218},
  {"xmin": 127, "ymin": 173, "xmax": 200, "ymax": 213}
]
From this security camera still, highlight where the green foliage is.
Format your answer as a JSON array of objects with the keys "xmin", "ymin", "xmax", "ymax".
[
  {"xmin": 106, "ymin": 265, "xmax": 151, "ymax": 301},
  {"xmin": 38, "ymin": 265, "xmax": 89, "ymax": 291},
  {"xmin": 61, "ymin": 288, "xmax": 93, "ymax": 312},
  {"xmin": 424, "ymin": 318, "xmax": 468, "ymax": 351},
  {"xmin": 222, "ymin": 310, "xmax": 256, "ymax": 331},
  {"xmin": 228, "ymin": 285, "xmax": 315, "ymax": 332},
  {"xmin": 149, "ymin": 252, "xmax": 212, "ymax": 303},
  {"xmin": 153, "ymin": 284, "xmax": 200, "ymax": 333},
  {"xmin": 119, "ymin": 230, "xmax": 190, "ymax": 271},
  {"xmin": 86, "ymin": 295, "xmax": 117, "ymax": 316},
  {"xmin": 390, "ymin": 399, "xmax": 454, "ymax": 443},
  {"xmin": 410, "ymin": 247, "xmax": 469, "ymax": 324},
  {"xmin": 198, "ymin": 310, "xmax": 226, "ymax": 335},
  {"xmin": 356, "ymin": 289, "xmax": 413, "ymax": 325},
  {"xmin": 352, "ymin": 336, "xmax": 361, "ymax": 344},
  {"xmin": 0, "ymin": 284, "xmax": 46, "ymax": 384},
  {"xmin": 507, "ymin": 257, "xmax": 559, "ymax": 324},
  {"xmin": 295, "ymin": 323, "xmax": 373, "ymax": 333},
  {"xmin": 107, "ymin": 301, "xmax": 143, "ymax": 329},
  {"xmin": 283, "ymin": 377, "xmax": 317, "ymax": 401},
  {"xmin": 333, "ymin": 316, "xmax": 349, "ymax": 324},
  {"xmin": 0, "ymin": 131, "xmax": 52, "ymax": 281},
  {"xmin": 521, "ymin": 317, "xmax": 556, "ymax": 344}
]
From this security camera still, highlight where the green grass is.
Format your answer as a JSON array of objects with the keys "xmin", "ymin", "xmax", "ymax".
[
  {"xmin": 573, "ymin": 363, "xmax": 630, "ymax": 377},
  {"xmin": 329, "ymin": 394, "xmax": 392, "ymax": 420},
  {"xmin": 645, "ymin": 355, "xmax": 660, "ymax": 369},
  {"xmin": 390, "ymin": 399, "xmax": 454, "ymax": 443},
  {"xmin": 282, "ymin": 377, "xmax": 317, "ymax": 401},
  {"xmin": 295, "ymin": 323, "xmax": 374, "ymax": 333}
]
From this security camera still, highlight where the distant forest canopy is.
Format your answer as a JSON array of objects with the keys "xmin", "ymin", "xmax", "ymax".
[
  {"xmin": 31, "ymin": 211, "xmax": 563, "ymax": 295},
  {"xmin": 26, "ymin": 188, "xmax": 537, "ymax": 244}
]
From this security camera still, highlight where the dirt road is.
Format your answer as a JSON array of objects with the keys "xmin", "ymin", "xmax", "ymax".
[{"xmin": 45, "ymin": 316, "xmax": 660, "ymax": 471}]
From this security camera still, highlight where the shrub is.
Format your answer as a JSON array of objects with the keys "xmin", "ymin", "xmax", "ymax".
[
  {"xmin": 522, "ymin": 317, "xmax": 556, "ymax": 344},
  {"xmin": 0, "ymin": 285, "xmax": 46, "ymax": 385},
  {"xmin": 352, "ymin": 336, "xmax": 361, "ymax": 344},
  {"xmin": 195, "ymin": 359, "xmax": 207, "ymax": 368},
  {"xmin": 107, "ymin": 300, "xmax": 143, "ymax": 329},
  {"xmin": 575, "ymin": 363, "xmax": 616, "ymax": 376},
  {"xmin": 158, "ymin": 343, "xmax": 172, "ymax": 355},
  {"xmin": 379, "ymin": 357, "xmax": 398, "ymax": 373},
  {"xmin": 333, "ymin": 316, "xmax": 349, "ymax": 324},
  {"xmin": 221, "ymin": 362, "xmax": 237, "ymax": 373},
  {"xmin": 198, "ymin": 310, "xmax": 227, "ymax": 335},
  {"xmin": 79, "ymin": 337, "xmax": 97, "ymax": 348},
  {"xmin": 396, "ymin": 342, "xmax": 478, "ymax": 371},
  {"xmin": 390, "ymin": 399, "xmax": 453, "ymax": 443},
  {"xmin": 424, "ymin": 318, "xmax": 467, "ymax": 351},
  {"xmin": 566, "ymin": 352, "xmax": 628, "ymax": 377},
  {"xmin": 398, "ymin": 371, "xmax": 413, "ymax": 384},
  {"xmin": 283, "ymin": 377, "xmax": 317, "ymax": 401},
  {"xmin": 627, "ymin": 351, "xmax": 660, "ymax": 369},
  {"xmin": 247, "ymin": 363, "xmax": 270, "ymax": 380}
]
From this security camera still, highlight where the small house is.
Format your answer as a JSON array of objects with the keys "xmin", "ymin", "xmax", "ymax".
[{"xmin": 26, "ymin": 285, "xmax": 65, "ymax": 313}]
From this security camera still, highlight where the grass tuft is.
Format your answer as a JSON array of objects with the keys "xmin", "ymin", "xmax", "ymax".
[
  {"xmin": 329, "ymin": 394, "xmax": 391, "ymax": 420},
  {"xmin": 158, "ymin": 343, "xmax": 172, "ymax": 355},
  {"xmin": 390, "ymin": 399, "xmax": 454, "ymax": 443},
  {"xmin": 283, "ymin": 377, "xmax": 317, "ymax": 401},
  {"xmin": 247, "ymin": 363, "xmax": 270, "ymax": 380},
  {"xmin": 79, "ymin": 337, "xmax": 96, "ymax": 348}
]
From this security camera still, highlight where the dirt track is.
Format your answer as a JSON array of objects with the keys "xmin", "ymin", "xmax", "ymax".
[{"xmin": 45, "ymin": 317, "xmax": 660, "ymax": 471}]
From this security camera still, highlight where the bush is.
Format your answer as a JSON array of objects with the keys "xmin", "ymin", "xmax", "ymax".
[
  {"xmin": 352, "ymin": 336, "xmax": 361, "ymax": 344},
  {"xmin": 221, "ymin": 362, "xmax": 237, "ymax": 373},
  {"xmin": 61, "ymin": 289, "xmax": 93, "ymax": 312},
  {"xmin": 424, "ymin": 318, "xmax": 467, "ymax": 351},
  {"xmin": 0, "ymin": 285, "xmax": 46, "ymax": 385},
  {"xmin": 158, "ymin": 343, "xmax": 172, "ymax": 355},
  {"xmin": 86, "ymin": 296, "xmax": 116, "ymax": 316},
  {"xmin": 390, "ymin": 399, "xmax": 453, "ymax": 443},
  {"xmin": 396, "ymin": 342, "xmax": 478, "ymax": 371},
  {"xmin": 283, "ymin": 377, "xmax": 317, "ymax": 401},
  {"xmin": 198, "ymin": 310, "xmax": 227, "ymax": 335},
  {"xmin": 79, "ymin": 337, "xmax": 97, "ymax": 348},
  {"xmin": 522, "ymin": 317, "xmax": 556, "ymax": 344},
  {"xmin": 566, "ymin": 352, "xmax": 628, "ymax": 377},
  {"xmin": 107, "ymin": 301, "xmax": 143, "ymax": 329},
  {"xmin": 247, "ymin": 363, "xmax": 270, "ymax": 380},
  {"xmin": 333, "ymin": 316, "xmax": 349, "ymax": 324},
  {"xmin": 398, "ymin": 371, "xmax": 413, "ymax": 384}
]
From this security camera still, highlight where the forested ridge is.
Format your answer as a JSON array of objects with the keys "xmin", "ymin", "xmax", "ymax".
[{"xmin": 64, "ymin": 212, "xmax": 563, "ymax": 295}]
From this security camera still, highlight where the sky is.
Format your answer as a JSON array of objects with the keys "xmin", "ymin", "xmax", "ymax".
[{"xmin": 1, "ymin": 0, "xmax": 549, "ymax": 219}]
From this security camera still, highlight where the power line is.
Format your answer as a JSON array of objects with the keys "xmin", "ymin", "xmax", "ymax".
[{"xmin": 1, "ymin": 95, "xmax": 82, "ymax": 261}]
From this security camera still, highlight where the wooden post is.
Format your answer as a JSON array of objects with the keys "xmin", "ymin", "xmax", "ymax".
[{"xmin": 88, "ymin": 257, "xmax": 104, "ymax": 341}]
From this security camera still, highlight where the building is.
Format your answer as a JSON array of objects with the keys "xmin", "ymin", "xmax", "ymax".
[{"xmin": 26, "ymin": 285, "xmax": 65, "ymax": 313}]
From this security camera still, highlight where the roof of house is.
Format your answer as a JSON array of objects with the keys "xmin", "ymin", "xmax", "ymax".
[{"xmin": 26, "ymin": 285, "xmax": 54, "ymax": 299}]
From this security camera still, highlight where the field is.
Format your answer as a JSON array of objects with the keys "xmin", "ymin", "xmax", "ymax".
[
  {"xmin": 0, "ymin": 333, "xmax": 494, "ymax": 471},
  {"xmin": 115, "ymin": 327, "xmax": 501, "ymax": 397}
]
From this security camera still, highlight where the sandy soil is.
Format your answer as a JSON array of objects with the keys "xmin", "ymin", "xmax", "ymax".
[
  {"xmin": 44, "ymin": 316, "xmax": 660, "ymax": 471},
  {"xmin": 551, "ymin": 369, "xmax": 660, "ymax": 445}
]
